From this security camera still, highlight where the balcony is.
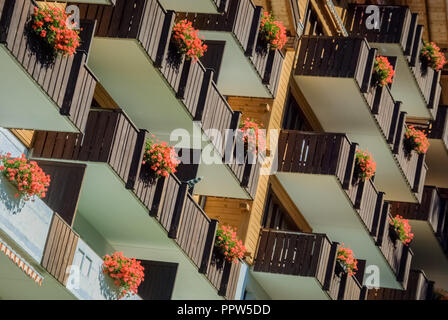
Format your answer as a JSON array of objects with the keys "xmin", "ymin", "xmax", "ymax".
[
  {"xmin": 345, "ymin": 5, "xmax": 442, "ymax": 120},
  {"xmin": 159, "ymin": 0, "xmax": 228, "ymax": 13},
  {"xmin": 390, "ymin": 187, "xmax": 448, "ymax": 291},
  {"xmin": 252, "ymin": 229, "xmax": 366, "ymax": 300},
  {"xmin": 367, "ymin": 270, "xmax": 434, "ymax": 300},
  {"xmin": 275, "ymin": 130, "xmax": 412, "ymax": 289},
  {"xmin": 0, "ymin": 128, "xmax": 134, "ymax": 299},
  {"xmin": 0, "ymin": 0, "xmax": 96, "ymax": 132},
  {"xmin": 74, "ymin": 0, "xmax": 256, "ymax": 199},
  {"xmin": 294, "ymin": 36, "xmax": 425, "ymax": 203},
  {"xmin": 177, "ymin": 0, "xmax": 285, "ymax": 98},
  {"xmin": 426, "ymin": 106, "xmax": 448, "ymax": 188},
  {"xmin": 29, "ymin": 109, "xmax": 236, "ymax": 299}
]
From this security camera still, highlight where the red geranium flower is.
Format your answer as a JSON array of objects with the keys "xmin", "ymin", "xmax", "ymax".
[
  {"xmin": 32, "ymin": 5, "xmax": 80, "ymax": 56},
  {"xmin": 421, "ymin": 41, "xmax": 447, "ymax": 71},
  {"xmin": 172, "ymin": 19, "xmax": 207, "ymax": 62},
  {"xmin": 0, "ymin": 153, "xmax": 50, "ymax": 201},
  {"xmin": 390, "ymin": 215, "xmax": 414, "ymax": 245},
  {"xmin": 142, "ymin": 136, "xmax": 180, "ymax": 179},
  {"xmin": 373, "ymin": 56, "xmax": 395, "ymax": 87},
  {"xmin": 337, "ymin": 244, "xmax": 358, "ymax": 277},
  {"xmin": 259, "ymin": 12, "xmax": 287, "ymax": 50},
  {"xmin": 215, "ymin": 225, "xmax": 246, "ymax": 263},
  {"xmin": 103, "ymin": 252, "xmax": 145, "ymax": 299},
  {"xmin": 405, "ymin": 126, "xmax": 430, "ymax": 154}
]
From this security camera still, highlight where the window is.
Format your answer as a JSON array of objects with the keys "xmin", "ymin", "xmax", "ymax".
[
  {"xmin": 282, "ymin": 92, "xmax": 313, "ymax": 131},
  {"xmin": 262, "ymin": 187, "xmax": 301, "ymax": 232}
]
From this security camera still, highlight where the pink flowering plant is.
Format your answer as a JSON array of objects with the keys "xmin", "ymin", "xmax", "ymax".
[
  {"xmin": 259, "ymin": 12, "xmax": 287, "ymax": 50},
  {"xmin": 172, "ymin": 19, "xmax": 207, "ymax": 62},
  {"xmin": 421, "ymin": 41, "xmax": 447, "ymax": 71},
  {"xmin": 31, "ymin": 5, "xmax": 80, "ymax": 57},
  {"xmin": 0, "ymin": 153, "xmax": 51, "ymax": 201},
  {"xmin": 404, "ymin": 126, "xmax": 430, "ymax": 154},
  {"xmin": 390, "ymin": 215, "xmax": 414, "ymax": 245},
  {"xmin": 215, "ymin": 225, "xmax": 246, "ymax": 263},
  {"xmin": 142, "ymin": 136, "xmax": 180, "ymax": 179},
  {"xmin": 336, "ymin": 244, "xmax": 358, "ymax": 277},
  {"xmin": 239, "ymin": 118, "xmax": 266, "ymax": 155},
  {"xmin": 373, "ymin": 56, "xmax": 395, "ymax": 87},
  {"xmin": 354, "ymin": 149, "xmax": 376, "ymax": 182},
  {"xmin": 102, "ymin": 252, "xmax": 145, "ymax": 299}
]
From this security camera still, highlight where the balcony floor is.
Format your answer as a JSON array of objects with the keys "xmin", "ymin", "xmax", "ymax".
[
  {"xmin": 250, "ymin": 269, "xmax": 331, "ymax": 300},
  {"xmin": 294, "ymin": 76, "xmax": 417, "ymax": 203},
  {"xmin": 0, "ymin": 45, "xmax": 77, "ymax": 132},
  {"xmin": 199, "ymin": 31, "xmax": 271, "ymax": 98},
  {"xmin": 276, "ymin": 173, "xmax": 403, "ymax": 289},
  {"xmin": 372, "ymin": 43, "xmax": 431, "ymax": 119},
  {"xmin": 75, "ymin": 163, "xmax": 222, "ymax": 300},
  {"xmin": 425, "ymin": 139, "xmax": 448, "ymax": 188},
  {"xmin": 159, "ymin": 0, "xmax": 219, "ymax": 13}
]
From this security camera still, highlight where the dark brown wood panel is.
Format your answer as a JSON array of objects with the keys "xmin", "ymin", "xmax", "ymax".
[
  {"xmin": 138, "ymin": 260, "xmax": 178, "ymax": 300},
  {"xmin": 430, "ymin": 105, "xmax": 448, "ymax": 149},
  {"xmin": 36, "ymin": 161, "xmax": 86, "ymax": 226},
  {"xmin": 253, "ymin": 229, "xmax": 334, "ymax": 287}
]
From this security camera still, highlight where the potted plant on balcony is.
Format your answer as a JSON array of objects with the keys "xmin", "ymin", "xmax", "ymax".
[
  {"xmin": 168, "ymin": 19, "xmax": 207, "ymax": 68},
  {"xmin": 257, "ymin": 12, "xmax": 287, "ymax": 54},
  {"xmin": 389, "ymin": 215, "xmax": 414, "ymax": 246},
  {"xmin": 336, "ymin": 244, "xmax": 358, "ymax": 277},
  {"xmin": 30, "ymin": 5, "xmax": 81, "ymax": 59},
  {"xmin": 353, "ymin": 149, "xmax": 376, "ymax": 185},
  {"xmin": 214, "ymin": 225, "xmax": 247, "ymax": 264},
  {"xmin": 403, "ymin": 126, "xmax": 430, "ymax": 156},
  {"xmin": 102, "ymin": 251, "xmax": 145, "ymax": 299},
  {"xmin": 238, "ymin": 118, "xmax": 266, "ymax": 158},
  {"xmin": 0, "ymin": 153, "xmax": 50, "ymax": 201},
  {"xmin": 141, "ymin": 136, "xmax": 180, "ymax": 186},
  {"xmin": 372, "ymin": 56, "xmax": 395, "ymax": 87},
  {"xmin": 421, "ymin": 41, "xmax": 447, "ymax": 71}
]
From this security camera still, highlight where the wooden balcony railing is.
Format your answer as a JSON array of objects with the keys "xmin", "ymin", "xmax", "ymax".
[
  {"xmin": 345, "ymin": 5, "xmax": 442, "ymax": 118},
  {"xmin": 296, "ymin": 36, "xmax": 400, "ymax": 143},
  {"xmin": 42, "ymin": 213, "xmax": 79, "ymax": 285},
  {"xmin": 391, "ymin": 186, "xmax": 448, "ymax": 243},
  {"xmin": 393, "ymin": 112, "xmax": 427, "ymax": 202},
  {"xmin": 367, "ymin": 269, "xmax": 434, "ymax": 300},
  {"xmin": 176, "ymin": 0, "xmax": 284, "ymax": 97},
  {"xmin": 345, "ymin": 5, "xmax": 413, "ymax": 53},
  {"xmin": 430, "ymin": 105, "xmax": 448, "ymax": 149},
  {"xmin": 277, "ymin": 130, "xmax": 384, "ymax": 234},
  {"xmin": 0, "ymin": 0, "xmax": 97, "ymax": 132},
  {"xmin": 277, "ymin": 131, "xmax": 352, "ymax": 185},
  {"xmin": 376, "ymin": 203, "xmax": 414, "ymax": 288},
  {"xmin": 32, "ymin": 109, "xmax": 140, "ymax": 184},
  {"xmin": 254, "ymin": 229, "xmax": 336, "ymax": 295}
]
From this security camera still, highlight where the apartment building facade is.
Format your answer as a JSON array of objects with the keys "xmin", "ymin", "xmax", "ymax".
[{"xmin": 0, "ymin": 0, "xmax": 446, "ymax": 300}]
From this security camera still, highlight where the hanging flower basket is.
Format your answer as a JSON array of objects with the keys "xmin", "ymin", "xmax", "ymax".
[
  {"xmin": 336, "ymin": 244, "xmax": 358, "ymax": 277},
  {"xmin": 214, "ymin": 225, "xmax": 246, "ymax": 264},
  {"xmin": 258, "ymin": 12, "xmax": 287, "ymax": 51},
  {"xmin": 389, "ymin": 215, "xmax": 414, "ymax": 245},
  {"xmin": 421, "ymin": 41, "xmax": 447, "ymax": 71},
  {"xmin": 353, "ymin": 149, "xmax": 376, "ymax": 183},
  {"xmin": 171, "ymin": 19, "xmax": 207, "ymax": 63},
  {"xmin": 0, "ymin": 153, "xmax": 50, "ymax": 201},
  {"xmin": 102, "ymin": 252, "xmax": 145, "ymax": 299},
  {"xmin": 404, "ymin": 126, "xmax": 429, "ymax": 155},
  {"xmin": 372, "ymin": 56, "xmax": 395, "ymax": 87},
  {"xmin": 31, "ymin": 5, "xmax": 81, "ymax": 57},
  {"xmin": 141, "ymin": 136, "xmax": 180, "ymax": 185},
  {"xmin": 239, "ymin": 118, "xmax": 266, "ymax": 156}
]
